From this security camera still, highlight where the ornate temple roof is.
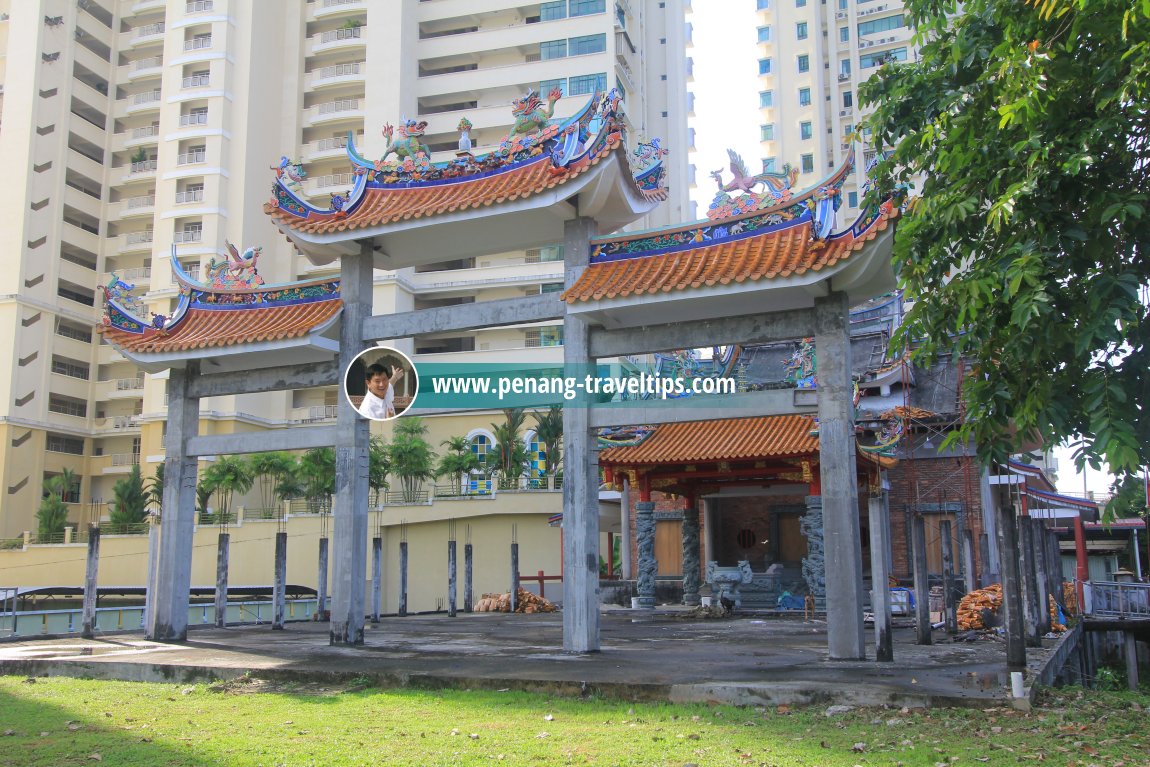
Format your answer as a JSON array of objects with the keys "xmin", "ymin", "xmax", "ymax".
[
  {"xmin": 599, "ymin": 415, "xmax": 818, "ymax": 466},
  {"xmin": 263, "ymin": 91, "xmax": 668, "ymax": 266},
  {"xmin": 98, "ymin": 252, "xmax": 341, "ymax": 373}
]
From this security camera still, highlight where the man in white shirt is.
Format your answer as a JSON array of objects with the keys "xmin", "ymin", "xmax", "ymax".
[{"xmin": 357, "ymin": 363, "xmax": 403, "ymax": 420}]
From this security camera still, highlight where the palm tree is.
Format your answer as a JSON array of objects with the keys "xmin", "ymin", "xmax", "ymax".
[
  {"xmin": 532, "ymin": 405, "xmax": 563, "ymax": 490},
  {"xmin": 437, "ymin": 435, "xmax": 481, "ymax": 496},
  {"xmin": 491, "ymin": 408, "xmax": 529, "ymax": 489},
  {"xmin": 146, "ymin": 463, "xmax": 165, "ymax": 511},
  {"xmin": 274, "ymin": 470, "xmax": 305, "ymax": 510},
  {"xmin": 298, "ymin": 447, "xmax": 336, "ymax": 514},
  {"xmin": 37, "ymin": 474, "xmax": 70, "ymax": 540},
  {"xmin": 369, "ymin": 436, "xmax": 391, "ymax": 507},
  {"xmin": 201, "ymin": 455, "xmax": 254, "ymax": 523},
  {"xmin": 388, "ymin": 417, "xmax": 435, "ymax": 503},
  {"xmin": 108, "ymin": 464, "xmax": 148, "ymax": 526},
  {"xmin": 247, "ymin": 452, "xmax": 296, "ymax": 516}
]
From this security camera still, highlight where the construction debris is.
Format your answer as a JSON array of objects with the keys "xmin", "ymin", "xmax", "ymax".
[
  {"xmin": 957, "ymin": 583, "xmax": 1067, "ymax": 632},
  {"xmin": 473, "ymin": 588, "xmax": 557, "ymax": 614}
]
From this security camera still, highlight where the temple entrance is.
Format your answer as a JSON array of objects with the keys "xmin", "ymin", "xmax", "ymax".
[
  {"xmin": 655, "ymin": 519, "xmax": 683, "ymax": 576},
  {"xmin": 776, "ymin": 512, "xmax": 808, "ymax": 565}
]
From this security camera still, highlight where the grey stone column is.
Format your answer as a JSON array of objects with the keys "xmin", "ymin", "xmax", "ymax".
[
  {"xmin": 214, "ymin": 531, "xmax": 230, "ymax": 628},
  {"xmin": 939, "ymin": 519, "xmax": 957, "ymax": 633},
  {"xmin": 996, "ymin": 502, "xmax": 1027, "ymax": 668},
  {"xmin": 620, "ymin": 478, "xmax": 633, "ymax": 580},
  {"xmin": 814, "ymin": 291, "xmax": 866, "ymax": 659},
  {"xmin": 1018, "ymin": 515, "xmax": 1042, "ymax": 647},
  {"xmin": 316, "ymin": 537, "xmax": 329, "ymax": 618},
  {"xmin": 448, "ymin": 539, "xmax": 457, "ymax": 617},
  {"xmin": 510, "ymin": 542, "xmax": 520, "ymax": 613},
  {"xmin": 464, "ymin": 543, "xmax": 474, "ymax": 612},
  {"xmin": 910, "ymin": 513, "xmax": 932, "ymax": 645},
  {"xmin": 371, "ymin": 536, "xmax": 383, "ymax": 623},
  {"xmin": 561, "ymin": 216, "xmax": 601, "ymax": 651},
  {"xmin": 1031, "ymin": 518, "xmax": 1051, "ymax": 635},
  {"xmin": 702, "ymin": 498, "xmax": 716, "ymax": 567},
  {"xmin": 868, "ymin": 492, "xmax": 893, "ymax": 662},
  {"xmin": 81, "ymin": 526, "xmax": 100, "ymax": 639},
  {"xmin": 146, "ymin": 362, "xmax": 200, "ymax": 641},
  {"xmin": 979, "ymin": 467, "xmax": 1001, "ymax": 581},
  {"xmin": 962, "ymin": 528, "xmax": 977, "ymax": 594},
  {"xmin": 272, "ymin": 531, "xmax": 287, "ymax": 630},
  {"xmin": 635, "ymin": 501, "xmax": 657, "ymax": 608},
  {"xmin": 331, "ymin": 241, "xmax": 372, "ymax": 645},
  {"xmin": 398, "ymin": 540, "xmax": 408, "ymax": 616},
  {"xmin": 143, "ymin": 516, "xmax": 159, "ymax": 631},
  {"xmin": 681, "ymin": 498, "xmax": 701, "ymax": 606},
  {"xmin": 800, "ymin": 496, "xmax": 825, "ymax": 607}
]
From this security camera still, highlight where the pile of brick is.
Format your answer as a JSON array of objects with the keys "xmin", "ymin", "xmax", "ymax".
[{"xmin": 473, "ymin": 588, "xmax": 557, "ymax": 614}]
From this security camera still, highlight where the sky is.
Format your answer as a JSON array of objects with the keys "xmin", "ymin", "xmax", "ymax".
[{"xmin": 684, "ymin": 3, "xmax": 1115, "ymax": 497}]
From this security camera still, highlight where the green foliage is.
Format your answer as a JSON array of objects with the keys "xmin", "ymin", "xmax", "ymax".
[
  {"xmin": 861, "ymin": 0, "xmax": 1150, "ymax": 505},
  {"xmin": 533, "ymin": 405, "xmax": 563, "ymax": 488},
  {"xmin": 388, "ymin": 418, "xmax": 436, "ymax": 503},
  {"xmin": 247, "ymin": 452, "xmax": 296, "ymax": 513},
  {"xmin": 490, "ymin": 408, "xmax": 529, "ymax": 484},
  {"xmin": 36, "ymin": 489, "xmax": 69, "ymax": 540},
  {"xmin": 200, "ymin": 456, "xmax": 254, "ymax": 522},
  {"xmin": 299, "ymin": 447, "xmax": 336, "ymax": 514},
  {"xmin": 436, "ymin": 435, "xmax": 481, "ymax": 495},
  {"xmin": 145, "ymin": 462, "xmax": 164, "ymax": 511},
  {"xmin": 1106, "ymin": 472, "xmax": 1148, "ymax": 519},
  {"xmin": 108, "ymin": 464, "xmax": 148, "ymax": 525},
  {"xmin": 369, "ymin": 436, "xmax": 391, "ymax": 506}
]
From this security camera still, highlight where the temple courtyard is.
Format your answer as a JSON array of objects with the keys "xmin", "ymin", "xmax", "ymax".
[{"xmin": 0, "ymin": 610, "xmax": 1067, "ymax": 709}]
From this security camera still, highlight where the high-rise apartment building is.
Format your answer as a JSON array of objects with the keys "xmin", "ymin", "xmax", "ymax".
[
  {"xmin": 752, "ymin": 0, "xmax": 916, "ymax": 221},
  {"xmin": 0, "ymin": 0, "xmax": 690, "ymax": 537}
]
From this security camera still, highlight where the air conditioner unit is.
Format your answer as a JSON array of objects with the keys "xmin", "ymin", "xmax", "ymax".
[{"xmin": 835, "ymin": 10, "xmax": 846, "ymax": 18}]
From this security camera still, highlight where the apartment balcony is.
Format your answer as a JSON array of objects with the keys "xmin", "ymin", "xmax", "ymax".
[
  {"xmin": 183, "ymin": 36, "xmax": 214, "ymax": 55},
  {"xmin": 310, "ymin": 0, "xmax": 367, "ymax": 21},
  {"xmin": 420, "ymin": 102, "xmax": 520, "ymax": 140},
  {"xmin": 131, "ymin": 0, "xmax": 166, "ymax": 12},
  {"xmin": 309, "ymin": 26, "xmax": 366, "ymax": 56},
  {"xmin": 122, "ymin": 22, "xmax": 165, "ymax": 50},
  {"xmin": 407, "ymin": 261, "xmax": 561, "ymax": 293},
  {"xmin": 290, "ymin": 404, "xmax": 338, "ymax": 424},
  {"xmin": 174, "ymin": 188, "xmax": 204, "ymax": 205},
  {"xmin": 91, "ymin": 453, "xmax": 141, "ymax": 474},
  {"xmin": 305, "ymin": 171, "xmax": 358, "ymax": 196},
  {"xmin": 175, "ymin": 149, "xmax": 206, "ymax": 166},
  {"xmin": 104, "ymin": 265, "xmax": 151, "ymax": 283},
  {"xmin": 173, "ymin": 229, "xmax": 203, "ymax": 245},
  {"xmin": 61, "ymin": 222, "xmax": 102, "ymax": 255},
  {"xmin": 63, "ymin": 186, "xmax": 102, "ymax": 220},
  {"xmin": 416, "ymin": 345, "xmax": 564, "ymax": 366},
  {"xmin": 98, "ymin": 342, "xmax": 126, "ymax": 365},
  {"xmin": 181, "ymin": 73, "xmax": 211, "ymax": 90},
  {"xmin": 115, "ymin": 124, "xmax": 160, "ymax": 152},
  {"xmin": 118, "ymin": 56, "xmax": 163, "ymax": 82},
  {"xmin": 119, "ymin": 159, "xmax": 158, "ymax": 185},
  {"xmin": 306, "ymin": 61, "xmax": 366, "ymax": 90},
  {"xmin": 96, "ymin": 377, "xmax": 146, "ymax": 402},
  {"xmin": 169, "ymin": 263, "xmax": 201, "ymax": 284},
  {"xmin": 185, "ymin": 0, "xmax": 215, "ymax": 13},
  {"xmin": 302, "ymin": 133, "xmax": 363, "ymax": 162},
  {"xmin": 115, "ymin": 90, "xmax": 162, "ymax": 120},
  {"xmin": 59, "ymin": 258, "xmax": 99, "ymax": 290},
  {"xmin": 118, "ymin": 230, "xmax": 155, "ymax": 254},
  {"xmin": 303, "ymin": 98, "xmax": 364, "ymax": 127},
  {"xmin": 414, "ymin": 53, "xmax": 609, "ymax": 99},
  {"xmin": 114, "ymin": 194, "xmax": 156, "ymax": 219},
  {"xmin": 178, "ymin": 112, "xmax": 210, "ymax": 129}
]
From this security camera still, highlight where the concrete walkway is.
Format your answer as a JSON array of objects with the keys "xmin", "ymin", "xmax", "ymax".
[{"xmin": 0, "ymin": 609, "xmax": 1060, "ymax": 708}]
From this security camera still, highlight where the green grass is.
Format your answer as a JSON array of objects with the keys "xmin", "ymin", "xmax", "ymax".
[{"xmin": 1, "ymin": 675, "xmax": 1148, "ymax": 766}]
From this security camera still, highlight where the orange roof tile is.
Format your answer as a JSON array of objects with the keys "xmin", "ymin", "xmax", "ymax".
[
  {"xmin": 100, "ymin": 300, "xmax": 341, "ymax": 354},
  {"xmin": 562, "ymin": 205, "xmax": 898, "ymax": 303},
  {"xmin": 265, "ymin": 135, "xmax": 666, "ymax": 236},
  {"xmin": 599, "ymin": 416, "xmax": 818, "ymax": 466}
]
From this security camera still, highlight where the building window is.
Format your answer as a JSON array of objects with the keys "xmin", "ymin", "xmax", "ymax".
[
  {"xmin": 569, "ymin": 72, "xmax": 607, "ymax": 95},
  {"xmin": 798, "ymin": 87, "xmax": 811, "ymax": 106},
  {"xmin": 758, "ymin": 58, "xmax": 772, "ymax": 75},
  {"xmin": 800, "ymin": 121, "xmax": 813, "ymax": 140},
  {"xmin": 801, "ymin": 154, "xmax": 814, "ymax": 173},
  {"xmin": 759, "ymin": 90, "xmax": 774, "ymax": 108},
  {"xmin": 760, "ymin": 123, "xmax": 775, "ymax": 141},
  {"xmin": 539, "ymin": 77, "xmax": 567, "ymax": 96},
  {"xmin": 51, "ymin": 356, "xmax": 90, "ymax": 380},
  {"xmin": 569, "ymin": 0, "xmax": 606, "ymax": 15},
  {"xmin": 840, "ymin": 26, "xmax": 849, "ymax": 42},
  {"xmin": 763, "ymin": 157, "xmax": 777, "ymax": 172},
  {"xmin": 843, "ymin": 91, "xmax": 853, "ymax": 108},
  {"xmin": 757, "ymin": 25, "xmax": 771, "ymax": 42},
  {"xmin": 540, "ymin": 39, "xmax": 568, "ymax": 59},
  {"xmin": 848, "ymin": 191, "xmax": 859, "ymax": 208},
  {"xmin": 860, "ymin": 47, "xmax": 907, "ymax": 69},
  {"xmin": 470, "ymin": 434, "xmax": 492, "ymax": 468},
  {"xmin": 839, "ymin": 0, "xmax": 847, "ymax": 7},
  {"xmin": 48, "ymin": 394, "xmax": 87, "ymax": 418},
  {"xmin": 569, "ymin": 33, "xmax": 606, "ymax": 55},
  {"xmin": 757, "ymin": 0, "xmax": 769, "ymax": 8},
  {"xmin": 858, "ymin": 14, "xmax": 906, "ymax": 37},
  {"xmin": 46, "ymin": 434, "xmax": 85, "ymax": 455},
  {"xmin": 540, "ymin": 1, "xmax": 566, "ymax": 20},
  {"xmin": 797, "ymin": 54, "xmax": 810, "ymax": 73},
  {"xmin": 796, "ymin": 21, "xmax": 808, "ymax": 40},
  {"xmin": 796, "ymin": 0, "xmax": 806, "ymax": 6}
]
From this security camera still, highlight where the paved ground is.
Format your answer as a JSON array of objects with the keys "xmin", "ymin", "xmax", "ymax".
[{"xmin": 0, "ymin": 608, "xmax": 1061, "ymax": 708}]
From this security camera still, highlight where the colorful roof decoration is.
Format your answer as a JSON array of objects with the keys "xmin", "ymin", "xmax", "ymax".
[
  {"xmin": 562, "ymin": 157, "xmax": 900, "ymax": 304},
  {"xmin": 706, "ymin": 150, "xmax": 801, "ymax": 221},
  {"xmin": 98, "ymin": 250, "xmax": 341, "ymax": 365},
  {"xmin": 599, "ymin": 416, "xmax": 820, "ymax": 466},
  {"xmin": 264, "ymin": 90, "xmax": 668, "ymax": 238}
]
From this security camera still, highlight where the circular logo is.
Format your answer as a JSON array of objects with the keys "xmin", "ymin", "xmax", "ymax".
[{"xmin": 345, "ymin": 346, "xmax": 419, "ymax": 421}]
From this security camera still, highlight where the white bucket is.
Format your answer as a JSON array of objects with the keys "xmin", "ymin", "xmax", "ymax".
[
  {"xmin": 700, "ymin": 596, "xmax": 713, "ymax": 608},
  {"xmin": 631, "ymin": 597, "xmax": 641, "ymax": 609}
]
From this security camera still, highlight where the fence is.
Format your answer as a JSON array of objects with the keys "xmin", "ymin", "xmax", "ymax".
[{"xmin": 1085, "ymin": 580, "xmax": 1150, "ymax": 618}]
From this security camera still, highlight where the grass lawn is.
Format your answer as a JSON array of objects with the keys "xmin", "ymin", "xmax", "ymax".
[{"xmin": 1, "ymin": 675, "xmax": 1148, "ymax": 766}]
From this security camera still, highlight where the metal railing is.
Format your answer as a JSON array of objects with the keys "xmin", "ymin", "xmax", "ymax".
[
  {"xmin": 1086, "ymin": 581, "xmax": 1150, "ymax": 618},
  {"xmin": 385, "ymin": 490, "xmax": 430, "ymax": 505},
  {"xmin": 114, "ymin": 376, "xmax": 146, "ymax": 390},
  {"xmin": 179, "ymin": 112, "xmax": 209, "ymax": 127},
  {"xmin": 125, "ymin": 195, "xmax": 155, "ymax": 209},
  {"xmin": 130, "ymin": 124, "xmax": 160, "ymax": 139},
  {"xmin": 315, "ymin": 61, "xmax": 363, "ymax": 81},
  {"xmin": 197, "ymin": 511, "xmax": 237, "ymax": 526},
  {"xmin": 184, "ymin": 36, "xmax": 212, "ymax": 52},
  {"xmin": 124, "ymin": 230, "xmax": 155, "ymax": 245},
  {"xmin": 319, "ymin": 27, "xmax": 362, "ymax": 44},
  {"xmin": 181, "ymin": 73, "xmax": 210, "ymax": 89},
  {"xmin": 311, "ymin": 172, "xmax": 357, "ymax": 189},
  {"xmin": 317, "ymin": 98, "xmax": 360, "ymax": 115},
  {"xmin": 174, "ymin": 229, "xmax": 203, "ymax": 244},
  {"xmin": 132, "ymin": 56, "xmax": 162, "ymax": 71},
  {"xmin": 129, "ymin": 159, "xmax": 157, "ymax": 174},
  {"xmin": 186, "ymin": 0, "xmax": 214, "ymax": 12},
  {"xmin": 135, "ymin": 22, "xmax": 165, "ymax": 38},
  {"xmin": 131, "ymin": 89, "xmax": 162, "ymax": 106},
  {"xmin": 433, "ymin": 484, "xmax": 494, "ymax": 498},
  {"xmin": 175, "ymin": 189, "xmax": 204, "ymax": 204},
  {"xmin": 111, "ymin": 452, "xmax": 140, "ymax": 466},
  {"xmin": 176, "ymin": 150, "xmax": 206, "ymax": 165}
]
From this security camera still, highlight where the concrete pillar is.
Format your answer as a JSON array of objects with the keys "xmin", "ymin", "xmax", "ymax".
[
  {"xmin": 979, "ymin": 467, "xmax": 1001, "ymax": 581},
  {"xmin": 620, "ymin": 478, "xmax": 633, "ymax": 580},
  {"xmin": 398, "ymin": 540, "xmax": 408, "ymax": 616},
  {"xmin": 146, "ymin": 362, "xmax": 200, "ymax": 641},
  {"xmin": 868, "ymin": 492, "xmax": 893, "ymax": 662},
  {"xmin": 1046, "ymin": 529, "xmax": 1063, "ymax": 615},
  {"xmin": 978, "ymin": 533, "xmax": 992, "ymax": 588},
  {"xmin": 330, "ymin": 242, "xmax": 372, "ymax": 645},
  {"xmin": 1018, "ymin": 516, "xmax": 1043, "ymax": 646},
  {"xmin": 1031, "ymin": 519, "xmax": 1051, "ymax": 635},
  {"xmin": 464, "ymin": 543, "xmax": 474, "ymax": 612},
  {"xmin": 510, "ymin": 541, "xmax": 520, "ymax": 613},
  {"xmin": 940, "ymin": 519, "xmax": 957, "ymax": 633},
  {"xmin": 1126, "ymin": 632, "xmax": 1140, "ymax": 690},
  {"xmin": 448, "ymin": 539, "xmax": 457, "ymax": 617},
  {"xmin": 681, "ymin": 497, "xmax": 701, "ymax": 606},
  {"xmin": 996, "ymin": 502, "xmax": 1027, "ymax": 668},
  {"xmin": 316, "ymin": 537, "xmax": 329, "ymax": 619},
  {"xmin": 814, "ymin": 291, "xmax": 865, "ymax": 660},
  {"xmin": 371, "ymin": 536, "xmax": 383, "ymax": 624},
  {"xmin": 702, "ymin": 498, "xmax": 715, "ymax": 567},
  {"xmin": 800, "ymin": 496, "xmax": 825, "ymax": 607},
  {"xmin": 81, "ymin": 525, "xmax": 100, "ymax": 639},
  {"xmin": 561, "ymin": 215, "xmax": 600, "ymax": 652},
  {"xmin": 635, "ymin": 501, "xmax": 657, "ymax": 608},
  {"xmin": 143, "ymin": 515, "xmax": 159, "ymax": 630},
  {"xmin": 272, "ymin": 531, "xmax": 286, "ymax": 630},
  {"xmin": 214, "ymin": 531, "xmax": 230, "ymax": 628},
  {"xmin": 910, "ymin": 513, "xmax": 932, "ymax": 645},
  {"xmin": 962, "ymin": 528, "xmax": 977, "ymax": 594}
]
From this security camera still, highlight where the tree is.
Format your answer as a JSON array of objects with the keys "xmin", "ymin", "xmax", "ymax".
[
  {"xmin": 146, "ymin": 462, "xmax": 164, "ymax": 511},
  {"xmin": 437, "ymin": 435, "xmax": 481, "ymax": 496},
  {"xmin": 37, "ymin": 475, "xmax": 70, "ymax": 540},
  {"xmin": 860, "ymin": 0, "xmax": 1150, "ymax": 505},
  {"xmin": 298, "ymin": 447, "xmax": 336, "ymax": 514},
  {"xmin": 369, "ymin": 435, "xmax": 391, "ymax": 507},
  {"xmin": 247, "ymin": 452, "xmax": 296, "ymax": 515},
  {"xmin": 490, "ymin": 408, "xmax": 529, "ymax": 488},
  {"xmin": 388, "ymin": 417, "xmax": 435, "ymax": 503},
  {"xmin": 533, "ymin": 405, "xmax": 563, "ymax": 489},
  {"xmin": 108, "ymin": 464, "xmax": 148, "ymax": 526},
  {"xmin": 201, "ymin": 455, "xmax": 254, "ymax": 522}
]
